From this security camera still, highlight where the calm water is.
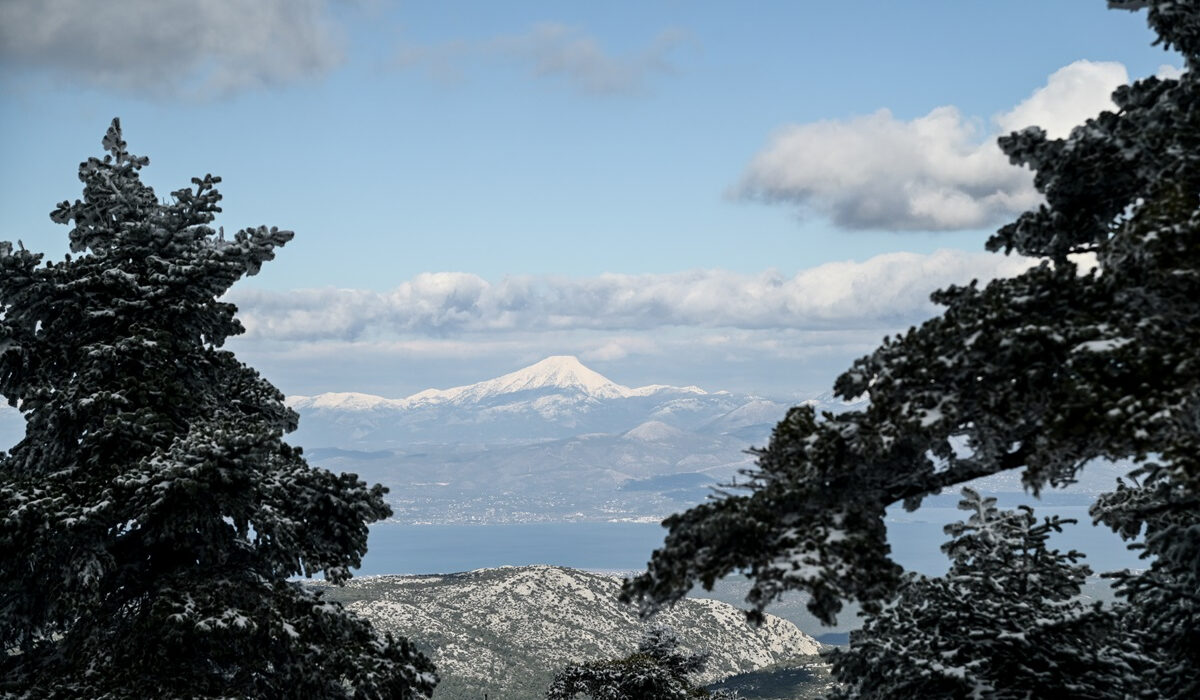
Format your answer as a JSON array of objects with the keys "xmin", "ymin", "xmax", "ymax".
[
  {"xmin": 885, "ymin": 505, "xmax": 1144, "ymax": 576},
  {"xmin": 357, "ymin": 522, "xmax": 667, "ymax": 575},
  {"xmin": 358, "ymin": 505, "xmax": 1144, "ymax": 577}
]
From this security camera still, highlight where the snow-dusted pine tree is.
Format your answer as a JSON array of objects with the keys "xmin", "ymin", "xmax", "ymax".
[
  {"xmin": 624, "ymin": 1, "xmax": 1198, "ymax": 695},
  {"xmin": 0, "ymin": 120, "xmax": 436, "ymax": 697},
  {"xmin": 546, "ymin": 627, "xmax": 724, "ymax": 699},
  {"xmin": 829, "ymin": 489, "xmax": 1151, "ymax": 699}
]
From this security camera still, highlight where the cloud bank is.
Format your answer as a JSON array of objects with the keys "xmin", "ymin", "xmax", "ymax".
[
  {"xmin": 0, "ymin": 0, "xmax": 343, "ymax": 98},
  {"xmin": 230, "ymin": 249, "xmax": 1034, "ymax": 342},
  {"xmin": 735, "ymin": 60, "xmax": 1131, "ymax": 231},
  {"xmin": 396, "ymin": 23, "xmax": 687, "ymax": 95}
]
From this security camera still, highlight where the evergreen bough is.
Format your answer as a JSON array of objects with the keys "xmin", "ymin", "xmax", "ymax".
[
  {"xmin": 546, "ymin": 627, "xmax": 726, "ymax": 700},
  {"xmin": 0, "ymin": 120, "xmax": 436, "ymax": 697},
  {"xmin": 829, "ymin": 489, "xmax": 1151, "ymax": 698},
  {"xmin": 624, "ymin": 1, "xmax": 1199, "ymax": 695}
]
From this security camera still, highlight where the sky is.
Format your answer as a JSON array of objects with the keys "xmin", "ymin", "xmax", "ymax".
[{"xmin": 0, "ymin": 0, "xmax": 1183, "ymax": 399}]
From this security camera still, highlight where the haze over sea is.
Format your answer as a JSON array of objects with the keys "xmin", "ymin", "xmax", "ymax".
[{"xmin": 358, "ymin": 501, "xmax": 1143, "ymax": 579}]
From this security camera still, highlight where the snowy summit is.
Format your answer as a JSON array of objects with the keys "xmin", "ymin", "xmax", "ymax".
[
  {"xmin": 408, "ymin": 355, "xmax": 638, "ymax": 402},
  {"xmin": 287, "ymin": 356, "xmax": 706, "ymax": 411}
]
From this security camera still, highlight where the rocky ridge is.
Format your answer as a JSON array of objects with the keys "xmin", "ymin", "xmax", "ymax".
[{"xmin": 315, "ymin": 565, "xmax": 823, "ymax": 699}]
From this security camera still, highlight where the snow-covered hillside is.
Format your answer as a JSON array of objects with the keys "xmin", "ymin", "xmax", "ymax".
[{"xmin": 314, "ymin": 565, "xmax": 824, "ymax": 699}]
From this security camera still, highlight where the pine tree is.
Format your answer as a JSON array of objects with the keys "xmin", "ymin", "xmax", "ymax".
[
  {"xmin": 624, "ymin": 1, "xmax": 1198, "ymax": 695},
  {"xmin": 546, "ymin": 627, "xmax": 726, "ymax": 700},
  {"xmin": 829, "ymin": 489, "xmax": 1152, "ymax": 699},
  {"xmin": 0, "ymin": 120, "xmax": 437, "ymax": 697}
]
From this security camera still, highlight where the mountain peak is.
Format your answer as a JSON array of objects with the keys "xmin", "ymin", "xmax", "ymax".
[
  {"xmin": 511, "ymin": 355, "xmax": 589, "ymax": 377},
  {"xmin": 286, "ymin": 356, "xmax": 710, "ymax": 414},
  {"xmin": 502, "ymin": 355, "xmax": 624, "ymax": 394},
  {"xmin": 408, "ymin": 355, "xmax": 634, "ymax": 403},
  {"xmin": 533, "ymin": 355, "xmax": 583, "ymax": 366}
]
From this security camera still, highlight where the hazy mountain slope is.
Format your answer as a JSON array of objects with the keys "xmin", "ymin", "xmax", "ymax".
[
  {"xmin": 284, "ymin": 357, "xmax": 792, "ymax": 522},
  {"xmin": 314, "ymin": 565, "xmax": 823, "ymax": 699},
  {"xmin": 305, "ymin": 426, "xmax": 759, "ymax": 523},
  {"xmin": 274, "ymin": 356, "xmax": 1134, "ymax": 523},
  {"xmin": 0, "ymin": 356, "xmax": 1131, "ymax": 525}
]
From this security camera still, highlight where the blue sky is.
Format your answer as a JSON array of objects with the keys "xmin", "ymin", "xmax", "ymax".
[{"xmin": 0, "ymin": 1, "xmax": 1182, "ymax": 397}]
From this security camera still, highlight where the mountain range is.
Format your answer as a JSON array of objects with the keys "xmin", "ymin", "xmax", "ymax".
[
  {"xmin": 0, "ymin": 355, "xmax": 1127, "ymax": 524},
  {"xmin": 285, "ymin": 355, "xmax": 785, "ymax": 448},
  {"xmin": 286, "ymin": 356, "xmax": 825, "ymax": 523}
]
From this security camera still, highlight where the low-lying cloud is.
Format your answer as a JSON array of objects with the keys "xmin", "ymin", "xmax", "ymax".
[
  {"xmin": 228, "ymin": 325, "xmax": 888, "ymax": 398},
  {"xmin": 230, "ymin": 249, "xmax": 1034, "ymax": 342},
  {"xmin": 735, "ymin": 60, "xmax": 1131, "ymax": 232},
  {"xmin": 0, "ymin": 0, "xmax": 344, "ymax": 98}
]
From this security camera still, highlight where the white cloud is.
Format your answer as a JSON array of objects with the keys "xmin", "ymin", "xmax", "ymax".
[
  {"xmin": 229, "ymin": 326, "xmax": 887, "ymax": 398},
  {"xmin": 227, "ymin": 248, "xmax": 1039, "ymax": 403},
  {"xmin": 395, "ymin": 23, "xmax": 688, "ymax": 95},
  {"xmin": 0, "ymin": 0, "xmax": 344, "ymax": 98},
  {"xmin": 994, "ymin": 61, "xmax": 1129, "ymax": 138},
  {"xmin": 736, "ymin": 60, "xmax": 1130, "ymax": 231},
  {"xmin": 1156, "ymin": 63, "xmax": 1185, "ymax": 80},
  {"xmin": 229, "ymin": 249, "xmax": 1034, "ymax": 342}
]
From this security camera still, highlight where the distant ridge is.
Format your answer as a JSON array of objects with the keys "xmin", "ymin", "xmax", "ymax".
[
  {"xmin": 287, "ymin": 355, "xmax": 706, "ymax": 411},
  {"xmin": 278, "ymin": 356, "xmax": 783, "ymax": 519}
]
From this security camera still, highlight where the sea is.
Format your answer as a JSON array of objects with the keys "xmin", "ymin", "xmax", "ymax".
[{"xmin": 358, "ymin": 496, "xmax": 1145, "ymax": 578}]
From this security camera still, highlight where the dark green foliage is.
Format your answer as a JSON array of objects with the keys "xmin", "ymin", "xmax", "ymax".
[
  {"xmin": 0, "ymin": 120, "xmax": 436, "ymax": 697},
  {"xmin": 705, "ymin": 661, "xmax": 833, "ymax": 700},
  {"xmin": 546, "ymin": 627, "xmax": 724, "ymax": 699},
  {"xmin": 1092, "ymin": 474, "xmax": 1200, "ymax": 698},
  {"xmin": 624, "ymin": 1, "xmax": 1198, "ymax": 695},
  {"xmin": 829, "ymin": 489, "xmax": 1151, "ymax": 699}
]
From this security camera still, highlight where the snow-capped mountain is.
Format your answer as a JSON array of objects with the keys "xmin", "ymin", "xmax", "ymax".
[
  {"xmin": 405, "ymin": 355, "xmax": 706, "ymax": 404},
  {"xmin": 313, "ymin": 565, "xmax": 825, "ymax": 699},
  {"xmin": 286, "ymin": 355, "xmax": 782, "ymax": 448},
  {"xmin": 282, "ymin": 357, "xmax": 796, "ymax": 523},
  {"xmin": 0, "ymin": 355, "xmax": 1130, "ymax": 525},
  {"xmin": 287, "ymin": 355, "xmax": 705, "ymax": 413}
]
